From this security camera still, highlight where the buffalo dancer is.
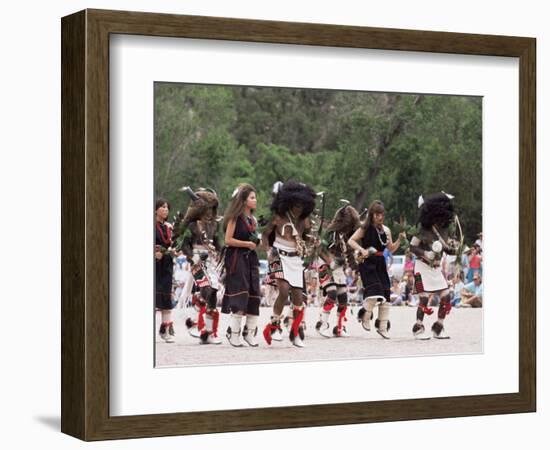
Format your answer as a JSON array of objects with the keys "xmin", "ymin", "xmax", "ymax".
[
  {"xmin": 262, "ymin": 181, "xmax": 316, "ymax": 348},
  {"xmin": 409, "ymin": 192, "xmax": 460, "ymax": 340},
  {"xmin": 315, "ymin": 202, "xmax": 361, "ymax": 338},
  {"xmin": 176, "ymin": 187, "xmax": 222, "ymax": 345}
]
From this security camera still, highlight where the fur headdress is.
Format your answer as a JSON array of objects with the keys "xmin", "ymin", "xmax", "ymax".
[
  {"xmin": 270, "ymin": 180, "xmax": 316, "ymax": 219},
  {"xmin": 182, "ymin": 189, "xmax": 219, "ymax": 226},
  {"xmin": 417, "ymin": 192, "xmax": 455, "ymax": 229},
  {"xmin": 326, "ymin": 203, "xmax": 360, "ymax": 237}
]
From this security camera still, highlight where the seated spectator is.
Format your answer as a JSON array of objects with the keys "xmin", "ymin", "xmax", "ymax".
[
  {"xmin": 451, "ymin": 272, "xmax": 465, "ymax": 307},
  {"xmin": 460, "ymin": 273, "xmax": 483, "ymax": 307},
  {"xmin": 390, "ymin": 278, "xmax": 404, "ymax": 305}
]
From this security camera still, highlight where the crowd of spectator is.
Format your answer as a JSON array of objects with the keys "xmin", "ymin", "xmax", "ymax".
[{"xmin": 170, "ymin": 232, "xmax": 483, "ymax": 310}]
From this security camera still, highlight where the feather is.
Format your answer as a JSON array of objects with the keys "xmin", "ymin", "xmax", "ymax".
[{"xmin": 441, "ymin": 190, "xmax": 455, "ymax": 199}]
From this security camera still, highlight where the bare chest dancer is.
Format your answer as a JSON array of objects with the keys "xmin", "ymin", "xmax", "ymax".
[
  {"xmin": 262, "ymin": 181, "xmax": 316, "ymax": 348},
  {"xmin": 409, "ymin": 192, "xmax": 460, "ymax": 340}
]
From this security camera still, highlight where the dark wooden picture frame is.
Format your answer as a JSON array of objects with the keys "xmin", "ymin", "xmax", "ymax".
[{"xmin": 61, "ymin": 9, "xmax": 536, "ymax": 441}]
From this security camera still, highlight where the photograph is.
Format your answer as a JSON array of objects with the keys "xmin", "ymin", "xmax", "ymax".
[
  {"xmin": 153, "ymin": 83, "xmax": 484, "ymax": 367},
  {"xmin": 55, "ymin": 5, "xmax": 536, "ymax": 442}
]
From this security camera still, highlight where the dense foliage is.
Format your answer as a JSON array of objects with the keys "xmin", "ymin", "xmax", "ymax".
[{"xmin": 155, "ymin": 83, "xmax": 482, "ymax": 243}]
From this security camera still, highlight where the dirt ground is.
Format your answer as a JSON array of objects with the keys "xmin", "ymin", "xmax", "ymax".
[{"xmin": 155, "ymin": 305, "xmax": 483, "ymax": 367}]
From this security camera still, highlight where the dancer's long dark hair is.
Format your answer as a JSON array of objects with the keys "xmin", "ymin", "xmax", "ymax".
[
  {"xmin": 362, "ymin": 200, "xmax": 385, "ymax": 230},
  {"xmin": 223, "ymin": 183, "xmax": 256, "ymax": 230}
]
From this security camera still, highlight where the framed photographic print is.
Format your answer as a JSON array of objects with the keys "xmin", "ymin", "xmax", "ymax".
[{"xmin": 61, "ymin": 9, "xmax": 536, "ymax": 441}]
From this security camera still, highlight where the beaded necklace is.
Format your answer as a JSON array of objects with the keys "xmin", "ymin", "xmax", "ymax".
[
  {"xmin": 156, "ymin": 221, "xmax": 172, "ymax": 246},
  {"xmin": 375, "ymin": 225, "xmax": 387, "ymax": 247}
]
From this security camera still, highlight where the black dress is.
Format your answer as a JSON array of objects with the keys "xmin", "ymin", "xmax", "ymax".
[
  {"xmin": 358, "ymin": 225, "xmax": 391, "ymax": 302},
  {"xmin": 155, "ymin": 221, "xmax": 175, "ymax": 310},
  {"xmin": 222, "ymin": 215, "xmax": 261, "ymax": 315}
]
